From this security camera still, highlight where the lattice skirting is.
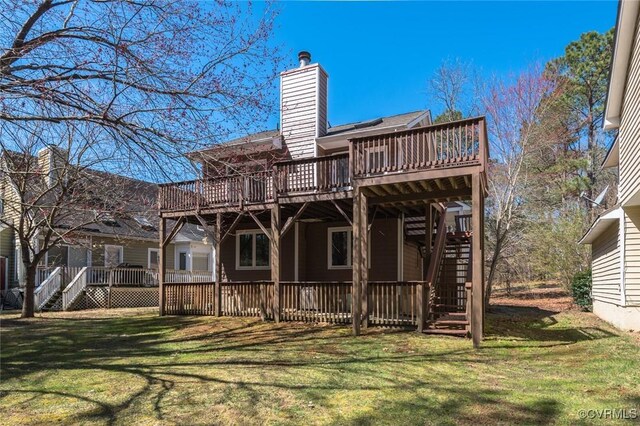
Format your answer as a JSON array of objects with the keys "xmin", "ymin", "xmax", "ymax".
[{"xmin": 69, "ymin": 287, "xmax": 158, "ymax": 310}]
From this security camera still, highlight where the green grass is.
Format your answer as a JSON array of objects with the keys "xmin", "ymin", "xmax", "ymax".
[{"xmin": 1, "ymin": 302, "xmax": 639, "ymax": 425}]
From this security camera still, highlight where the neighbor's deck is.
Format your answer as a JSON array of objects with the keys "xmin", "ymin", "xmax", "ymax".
[{"xmin": 159, "ymin": 117, "xmax": 488, "ymax": 217}]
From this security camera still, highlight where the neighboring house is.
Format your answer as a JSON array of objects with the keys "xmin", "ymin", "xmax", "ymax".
[
  {"xmin": 0, "ymin": 147, "xmax": 212, "ymax": 310},
  {"xmin": 158, "ymin": 51, "xmax": 489, "ymax": 343},
  {"xmin": 580, "ymin": 0, "xmax": 640, "ymax": 331}
]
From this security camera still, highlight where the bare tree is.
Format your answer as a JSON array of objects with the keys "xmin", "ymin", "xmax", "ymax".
[
  {"xmin": 0, "ymin": 0, "xmax": 280, "ymax": 317},
  {"xmin": 482, "ymin": 65, "xmax": 557, "ymax": 303},
  {"xmin": 428, "ymin": 58, "xmax": 478, "ymax": 122}
]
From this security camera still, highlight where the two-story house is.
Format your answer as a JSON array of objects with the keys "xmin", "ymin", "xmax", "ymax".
[
  {"xmin": 0, "ymin": 147, "xmax": 212, "ymax": 311},
  {"xmin": 580, "ymin": 0, "xmax": 640, "ymax": 331},
  {"xmin": 158, "ymin": 52, "xmax": 489, "ymax": 344}
]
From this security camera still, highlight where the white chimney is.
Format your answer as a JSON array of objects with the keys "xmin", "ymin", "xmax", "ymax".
[{"xmin": 280, "ymin": 51, "xmax": 328, "ymax": 159}]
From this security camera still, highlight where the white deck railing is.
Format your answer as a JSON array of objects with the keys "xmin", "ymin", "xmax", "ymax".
[
  {"xmin": 62, "ymin": 266, "xmax": 88, "ymax": 311},
  {"xmin": 34, "ymin": 267, "xmax": 62, "ymax": 310},
  {"xmin": 166, "ymin": 270, "xmax": 213, "ymax": 283}
]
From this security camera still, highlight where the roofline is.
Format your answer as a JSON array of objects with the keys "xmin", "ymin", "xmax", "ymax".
[
  {"xmin": 578, "ymin": 205, "xmax": 621, "ymax": 244},
  {"xmin": 604, "ymin": 0, "xmax": 640, "ymax": 130},
  {"xmin": 317, "ymin": 110, "xmax": 430, "ymax": 143},
  {"xmin": 602, "ymin": 137, "xmax": 620, "ymax": 168}
]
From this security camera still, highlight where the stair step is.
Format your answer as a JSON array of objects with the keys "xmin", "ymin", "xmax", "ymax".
[
  {"xmin": 432, "ymin": 319, "xmax": 469, "ymax": 325},
  {"xmin": 423, "ymin": 328, "xmax": 469, "ymax": 336}
]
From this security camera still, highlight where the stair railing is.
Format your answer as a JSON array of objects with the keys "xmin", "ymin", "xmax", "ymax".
[
  {"xmin": 62, "ymin": 267, "xmax": 88, "ymax": 311},
  {"xmin": 465, "ymin": 240, "xmax": 473, "ymax": 332},
  {"xmin": 34, "ymin": 266, "xmax": 63, "ymax": 311},
  {"xmin": 423, "ymin": 204, "xmax": 448, "ymax": 326}
]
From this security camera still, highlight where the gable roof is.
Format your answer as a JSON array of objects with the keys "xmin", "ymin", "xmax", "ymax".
[{"xmin": 320, "ymin": 110, "xmax": 430, "ymax": 139}]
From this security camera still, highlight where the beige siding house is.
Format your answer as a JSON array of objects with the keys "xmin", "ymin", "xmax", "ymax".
[{"xmin": 580, "ymin": 0, "xmax": 640, "ymax": 331}]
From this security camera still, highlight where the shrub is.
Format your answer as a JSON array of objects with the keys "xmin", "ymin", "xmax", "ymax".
[{"xmin": 571, "ymin": 269, "xmax": 592, "ymax": 310}]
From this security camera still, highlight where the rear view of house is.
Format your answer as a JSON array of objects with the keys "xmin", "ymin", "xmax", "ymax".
[
  {"xmin": 580, "ymin": 0, "xmax": 640, "ymax": 331},
  {"xmin": 158, "ymin": 52, "xmax": 489, "ymax": 344}
]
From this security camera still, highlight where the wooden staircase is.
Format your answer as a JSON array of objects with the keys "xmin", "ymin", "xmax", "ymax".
[
  {"xmin": 40, "ymin": 290, "xmax": 63, "ymax": 312},
  {"xmin": 425, "ymin": 234, "xmax": 471, "ymax": 336}
]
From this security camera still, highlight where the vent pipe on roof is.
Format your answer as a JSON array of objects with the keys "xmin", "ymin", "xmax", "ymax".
[{"xmin": 298, "ymin": 51, "xmax": 311, "ymax": 67}]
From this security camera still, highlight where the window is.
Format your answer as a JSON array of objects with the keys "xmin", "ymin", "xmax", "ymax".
[
  {"xmin": 0, "ymin": 198, "xmax": 4, "ymax": 216},
  {"xmin": 148, "ymin": 248, "xmax": 159, "ymax": 270},
  {"xmin": 192, "ymin": 253, "xmax": 210, "ymax": 271},
  {"xmin": 178, "ymin": 252, "xmax": 188, "ymax": 271},
  {"xmin": 328, "ymin": 227, "xmax": 352, "ymax": 269},
  {"xmin": 104, "ymin": 245, "xmax": 123, "ymax": 268},
  {"xmin": 236, "ymin": 230, "xmax": 270, "ymax": 270}
]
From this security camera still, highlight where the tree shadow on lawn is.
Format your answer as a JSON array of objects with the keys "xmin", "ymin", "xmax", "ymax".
[
  {"xmin": 0, "ymin": 308, "xmax": 619, "ymax": 425},
  {"xmin": 484, "ymin": 304, "xmax": 617, "ymax": 348}
]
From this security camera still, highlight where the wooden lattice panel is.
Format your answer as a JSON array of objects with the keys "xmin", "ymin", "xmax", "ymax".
[{"xmin": 110, "ymin": 288, "xmax": 158, "ymax": 308}]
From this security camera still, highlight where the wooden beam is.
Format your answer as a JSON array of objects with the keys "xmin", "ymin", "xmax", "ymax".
[
  {"xmin": 355, "ymin": 166, "xmax": 481, "ymax": 188},
  {"xmin": 271, "ymin": 205, "xmax": 281, "ymax": 322},
  {"xmin": 221, "ymin": 212, "xmax": 245, "ymax": 244},
  {"xmin": 360, "ymin": 191, "xmax": 369, "ymax": 329},
  {"xmin": 331, "ymin": 200, "xmax": 353, "ymax": 227},
  {"xmin": 471, "ymin": 173, "xmax": 484, "ymax": 348},
  {"xmin": 278, "ymin": 190, "xmax": 353, "ymax": 204},
  {"xmin": 352, "ymin": 187, "xmax": 362, "ymax": 336},
  {"xmin": 368, "ymin": 187, "xmax": 472, "ymax": 205},
  {"xmin": 163, "ymin": 216, "xmax": 186, "ymax": 247},
  {"xmin": 215, "ymin": 213, "xmax": 222, "ymax": 317},
  {"xmin": 159, "ymin": 217, "xmax": 166, "ymax": 316},
  {"xmin": 281, "ymin": 202, "xmax": 308, "ymax": 237},
  {"xmin": 247, "ymin": 210, "xmax": 271, "ymax": 240}
]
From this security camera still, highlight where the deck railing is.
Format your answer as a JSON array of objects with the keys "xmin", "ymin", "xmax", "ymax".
[
  {"xmin": 275, "ymin": 154, "xmax": 350, "ymax": 195},
  {"xmin": 161, "ymin": 280, "xmax": 429, "ymax": 327},
  {"xmin": 159, "ymin": 117, "xmax": 487, "ymax": 212},
  {"xmin": 351, "ymin": 117, "xmax": 487, "ymax": 177},
  {"xmin": 34, "ymin": 267, "xmax": 63, "ymax": 310}
]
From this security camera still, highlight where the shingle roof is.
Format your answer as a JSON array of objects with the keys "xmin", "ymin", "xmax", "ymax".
[
  {"xmin": 321, "ymin": 110, "xmax": 429, "ymax": 138},
  {"xmin": 192, "ymin": 109, "xmax": 429, "ymax": 154}
]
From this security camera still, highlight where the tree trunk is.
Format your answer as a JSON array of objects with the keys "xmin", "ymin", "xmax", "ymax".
[
  {"xmin": 485, "ymin": 234, "xmax": 503, "ymax": 307},
  {"xmin": 21, "ymin": 265, "xmax": 36, "ymax": 318}
]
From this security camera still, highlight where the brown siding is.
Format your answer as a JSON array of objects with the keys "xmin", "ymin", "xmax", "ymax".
[
  {"xmin": 403, "ymin": 242, "xmax": 422, "ymax": 281},
  {"xmin": 220, "ymin": 222, "xmax": 295, "ymax": 281},
  {"xmin": 619, "ymin": 15, "xmax": 640, "ymax": 206},
  {"xmin": 302, "ymin": 218, "xmax": 398, "ymax": 281},
  {"xmin": 592, "ymin": 222, "xmax": 620, "ymax": 304}
]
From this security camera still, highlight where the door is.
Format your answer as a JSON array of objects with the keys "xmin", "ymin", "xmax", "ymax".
[{"xmin": 104, "ymin": 245, "xmax": 123, "ymax": 268}]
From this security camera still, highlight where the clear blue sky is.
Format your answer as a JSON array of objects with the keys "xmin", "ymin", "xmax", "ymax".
[{"xmin": 264, "ymin": 1, "xmax": 617, "ymax": 129}]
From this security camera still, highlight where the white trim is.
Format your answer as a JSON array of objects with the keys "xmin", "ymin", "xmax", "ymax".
[
  {"xmin": 103, "ymin": 244, "xmax": 123, "ymax": 267},
  {"xmin": 327, "ymin": 226, "xmax": 352, "ymax": 269},
  {"xmin": 148, "ymin": 248, "xmax": 159, "ymax": 270},
  {"xmin": 579, "ymin": 207, "xmax": 622, "ymax": 244},
  {"xmin": 604, "ymin": 0, "xmax": 640, "ymax": 130},
  {"xmin": 406, "ymin": 110, "xmax": 430, "ymax": 129},
  {"xmin": 620, "ymin": 211, "xmax": 626, "ymax": 307},
  {"xmin": 397, "ymin": 216, "xmax": 404, "ymax": 281},
  {"xmin": 294, "ymin": 222, "xmax": 299, "ymax": 281},
  {"xmin": 235, "ymin": 229, "xmax": 270, "ymax": 270}
]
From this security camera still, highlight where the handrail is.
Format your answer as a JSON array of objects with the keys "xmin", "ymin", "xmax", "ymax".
[
  {"xmin": 34, "ymin": 266, "xmax": 62, "ymax": 310},
  {"xmin": 62, "ymin": 266, "xmax": 88, "ymax": 310}
]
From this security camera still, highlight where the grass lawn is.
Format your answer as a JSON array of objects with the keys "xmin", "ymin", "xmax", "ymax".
[{"xmin": 1, "ymin": 286, "xmax": 639, "ymax": 425}]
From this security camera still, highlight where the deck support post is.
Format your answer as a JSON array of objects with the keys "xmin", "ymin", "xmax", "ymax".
[
  {"xmin": 215, "ymin": 213, "xmax": 222, "ymax": 317},
  {"xmin": 352, "ymin": 187, "xmax": 362, "ymax": 336},
  {"xmin": 360, "ymin": 191, "xmax": 369, "ymax": 329},
  {"xmin": 471, "ymin": 173, "xmax": 484, "ymax": 348},
  {"xmin": 271, "ymin": 204, "xmax": 281, "ymax": 322},
  {"xmin": 159, "ymin": 217, "xmax": 166, "ymax": 316}
]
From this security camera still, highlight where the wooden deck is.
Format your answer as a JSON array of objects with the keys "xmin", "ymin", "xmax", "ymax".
[{"xmin": 159, "ymin": 117, "xmax": 488, "ymax": 217}]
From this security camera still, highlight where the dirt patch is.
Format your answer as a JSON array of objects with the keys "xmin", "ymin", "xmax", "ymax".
[{"xmin": 491, "ymin": 283, "xmax": 575, "ymax": 313}]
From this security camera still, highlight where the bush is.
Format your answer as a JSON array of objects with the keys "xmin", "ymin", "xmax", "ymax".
[{"xmin": 571, "ymin": 269, "xmax": 592, "ymax": 310}]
